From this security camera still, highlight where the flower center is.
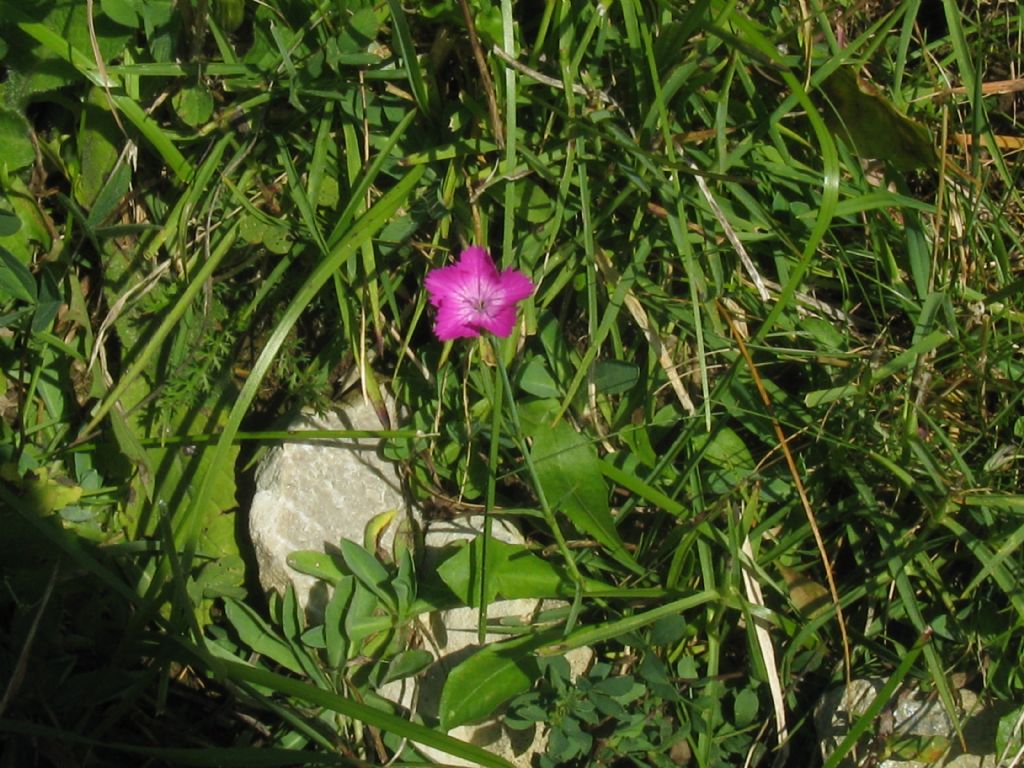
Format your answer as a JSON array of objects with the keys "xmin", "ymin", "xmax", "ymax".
[{"xmin": 459, "ymin": 279, "xmax": 498, "ymax": 320}]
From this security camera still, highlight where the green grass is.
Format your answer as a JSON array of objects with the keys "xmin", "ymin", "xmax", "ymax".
[{"xmin": 2, "ymin": 0, "xmax": 1023, "ymax": 765}]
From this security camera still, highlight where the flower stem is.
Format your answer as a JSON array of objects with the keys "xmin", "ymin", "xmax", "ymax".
[
  {"xmin": 488, "ymin": 336, "xmax": 584, "ymax": 588},
  {"xmin": 478, "ymin": 337, "xmax": 503, "ymax": 643}
]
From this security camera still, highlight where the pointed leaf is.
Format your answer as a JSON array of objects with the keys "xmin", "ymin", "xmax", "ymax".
[
  {"xmin": 439, "ymin": 635, "xmax": 542, "ymax": 730},
  {"xmin": 339, "ymin": 538, "xmax": 396, "ymax": 612},
  {"xmin": 287, "ymin": 550, "xmax": 346, "ymax": 584},
  {"xmin": 593, "ymin": 360, "xmax": 640, "ymax": 394},
  {"xmin": 436, "ymin": 535, "xmax": 511, "ymax": 607},
  {"xmin": 0, "ymin": 245, "xmax": 36, "ymax": 303},
  {"xmin": 437, "ymin": 535, "xmax": 600, "ymax": 605},
  {"xmin": 383, "ymin": 648, "xmax": 434, "ymax": 684},
  {"xmin": 521, "ymin": 399, "xmax": 642, "ymax": 573},
  {"xmin": 222, "ymin": 598, "xmax": 303, "ymax": 674}
]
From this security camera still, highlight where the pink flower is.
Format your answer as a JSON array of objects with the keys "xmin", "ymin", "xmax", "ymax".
[{"xmin": 424, "ymin": 247, "xmax": 534, "ymax": 340}]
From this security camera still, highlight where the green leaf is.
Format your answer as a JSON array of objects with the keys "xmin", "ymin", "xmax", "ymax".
[
  {"xmin": 520, "ymin": 399, "xmax": 642, "ymax": 574},
  {"xmin": 222, "ymin": 598, "xmax": 303, "ymax": 674},
  {"xmin": 31, "ymin": 264, "xmax": 61, "ymax": 333},
  {"xmin": 0, "ymin": 178, "xmax": 53, "ymax": 262},
  {"xmin": 733, "ymin": 687, "xmax": 759, "ymax": 728},
  {"xmin": 287, "ymin": 550, "xmax": 345, "ymax": 584},
  {"xmin": 519, "ymin": 356, "xmax": 561, "ymax": 398},
  {"xmin": 86, "ymin": 160, "xmax": 132, "ymax": 227},
  {"xmin": 324, "ymin": 575, "xmax": 355, "ymax": 668},
  {"xmin": 2, "ymin": 465, "xmax": 83, "ymax": 514},
  {"xmin": 437, "ymin": 534, "xmax": 509, "ymax": 607},
  {"xmin": 436, "ymin": 535, "xmax": 605, "ymax": 605},
  {"xmin": 0, "ymin": 106, "xmax": 34, "ymax": 172},
  {"xmin": 439, "ymin": 634, "xmax": 542, "ymax": 730},
  {"xmin": 382, "ymin": 648, "xmax": 434, "ymax": 684},
  {"xmin": 75, "ymin": 88, "xmax": 122, "ymax": 209},
  {"xmin": 316, "ymin": 174, "xmax": 340, "ymax": 208},
  {"xmin": 592, "ymin": 360, "xmax": 640, "ymax": 395},
  {"xmin": 997, "ymin": 704, "xmax": 1024, "ymax": 756},
  {"xmin": 344, "ymin": 582, "xmax": 393, "ymax": 653},
  {"xmin": 339, "ymin": 538, "xmax": 396, "ymax": 612},
  {"xmin": 100, "ymin": 0, "xmax": 139, "ymax": 27},
  {"xmin": 172, "ymin": 85, "xmax": 215, "ymax": 128},
  {"xmin": 216, "ymin": 659, "xmax": 517, "ymax": 767},
  {"xmin": 692, "ymin": 426, "xmax": 755, "ymax": 493},
  {"xmin": 262, "ymin": 225, "xmax": 293, "ymax": 255},
  {"xmin": 0, "ymin": 205, "xmax": 20, "ymax": 238},
  {"xmin": 0, "ymin": 245, "xmax": 36, "ymax": 303},
  {"xmin": 817, "ymin": 66, "xmax": 937, "ymax": 171},
  {"xmin": 212, "ymin": 0, "xmax": 245, "ymax": 33}
]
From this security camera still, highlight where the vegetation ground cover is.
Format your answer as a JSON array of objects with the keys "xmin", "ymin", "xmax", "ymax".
[{"xmin": 1, "ymin": 0, "xmax": 1023, "ymax": 765}]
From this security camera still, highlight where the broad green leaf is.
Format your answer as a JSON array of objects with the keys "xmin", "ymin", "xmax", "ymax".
[
  {"xmin": 0, "ymin": 106, "xmax": 34, "ymax": 172},
  {"xmin": 437, "ymin": 535, "xmax": 610, "ymax": 605},
  {"xmin": 324, "ymin": 575, "xmax": 355, "ymax": 668},
  {"xmin": 337, "ymin": 6, "xmax": 380, "ymax": 52},
  {"xmin": 3, "ymin": 0, "xmax": 129, "ymax": 96},
  {"xmin": 212, "ymin": 0, "xmax": 245, "ymax": 32},
  {"xmin": 592, "ymin": 360, "xmax": 640, "ymax": 395},
  {"xmin": 519, "ymin": 356, "xmax": 561, "ymax": 398},
  {"xmin": 31, "ymin": 264, "xmax": 61, "ymax": 333},
  {"xmin": 693, "ymin": 426, "xmax": 755, "ymax": 493},
  {"xmin": 172, "ymin": 85, "xmax": 215, "ymax": 128},
  {"xmin": 997, "ymin": 704, "xmax": 1024, "ymax": 756},
  {"xmin": 439, "ymin": 634, "xmax": 542, "ymax": 730},
  {"xmin": 193, "ymin": 553, "xmax": 246, "ymax": 600},
  {"xmin": 0, "ymin": 206, "xmax": 20, "ymax": 237},
  {"xmin": 733, "ymin": 687, "xmax": 759, "ymax": 728},
  {"xmin": 344, "ymin": 581, "xmax": 390, "ymax": 649},
  {"xmin": 74, "ymin": 89, "xmax": 122, "ymax": 208},
  {"xmin": 0, "ymin": 178, "xmax": 53, "ymax": 262},
  {"xmin": 316, "ymin": 175, "xmax": 340, "ymax": 208},
  {"xmin": 216, "ymin": 659, "xmax": 517, "ymax": 767},
  {"xmin": 818, "ymin": 66, "xmax": 937, "ymax": 171},
  {"xmin": 520, "ymin": 399, "xmax": 642, "ymax": 574},
  {"xmin": 86, "ymin": 161, "xmax": 132, "ymax": 227},
  {"xmin": 239, "ymin": 214, "xmax": 270, "ymax": 244},
  {"xmin": 100, "ymin": 0, "xmax": 139, "ymax": 27},
  {"xmin": 592, "ymin": 675, "xmax": 639, "ymax": 700},
  {"xmin": 778, "ymin": 564, "xmax": 830, "ymax": 619},
  {"xmin": 436, "ymin": 534, "xmax": 510, "ymax": 607}
]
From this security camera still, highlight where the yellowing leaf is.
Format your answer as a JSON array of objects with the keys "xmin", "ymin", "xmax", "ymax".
[
  {"xmin": 1, "ymin": 464, "xmax": 83, "ymax": 515},
  {"xmin": 778, "ymin": 564, "xmax": 830, "ymax": 619}
]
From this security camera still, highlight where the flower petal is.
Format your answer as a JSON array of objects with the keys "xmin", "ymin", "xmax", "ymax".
[
  {"xmin": 457, "ymin": 246, "xmax": 500, "ymax": 282},
  {"xmin": 497, "ymin": 268, "xmax": 534, "ymax": 303},
  {"xmin": 477, "ymin": 302, "xmax": 519, "ymax": 337},
  {"xmin": 424, "ymin": 263, "xmax": 467, "ymax": 308},
  {"xmin": 433, "ymin": 302, "xmax": 480, "ymax": 339}
]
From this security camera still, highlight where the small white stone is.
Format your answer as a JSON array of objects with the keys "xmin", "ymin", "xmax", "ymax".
[{"xmin": 249, "ymin": 395, "xmax": 414, "ymax": 615}]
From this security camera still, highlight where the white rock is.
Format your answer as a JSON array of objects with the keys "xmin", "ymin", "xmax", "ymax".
[
  {"xmin": 249, "ymin": 396, "xmax": 414, "ymax": 615},
  {"xmin": 814, "ymin": 679, "xmax": 1001, "ymax": 768}
]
